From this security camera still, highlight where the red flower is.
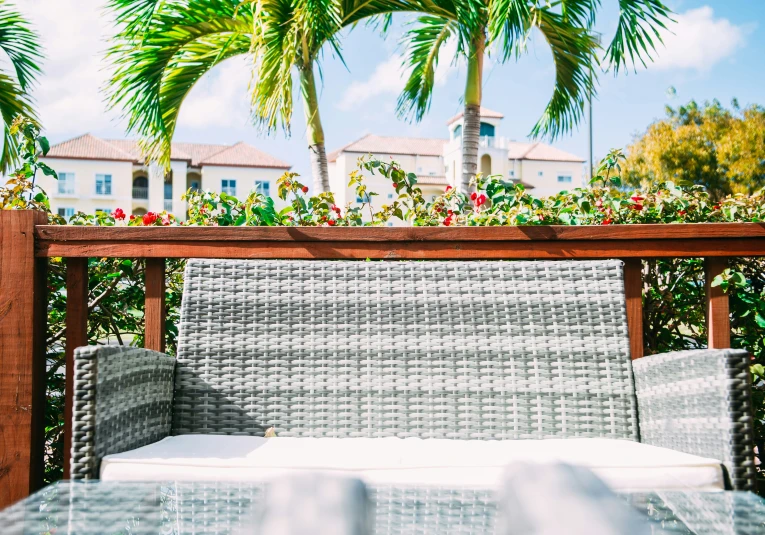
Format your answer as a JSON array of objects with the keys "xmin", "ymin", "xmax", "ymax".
[
  {"xmin": 284, "ymin": 181, "xmax": 291, "ymax": 188},
  {"xmin": 327, "ymin": 219, "xmax": 336, "ymax": 226},
  {"xmin": 445, "ymin": 185, "xmax": 453, "ymax": 192},
  {"xmin": 678, "ymin": 210, "xmax": 687, "ymax": 216},
  {"xmin": 713, "ymin": 204, "xmax": 721, "ymax": 210},
  {"xmin": 602, "ymin": 218, "xmax": 613, "ymax": 225},
  {"xmin": 435, "ymin": 206, "xmax": 442, "ymax": 213},
  {"xmin": 112, "ymin": 208, "xmax": 126, "ymax": 220},
  {"xmin": 143, "ymin": 212, "xmax": 157, "ymax": 225},
  {"xmin": 129, "ymin": 214, "xmax": 136, "ymax": 221},
  {"xmin": 476, "ymin": 194, "xmax": 487, "ymax": 206},
  {"xmin": 470, "ymin": 192, "xmax": 478, "ymax": 201},
  {"xmin": 392, "ymin": 183, "xmax": 398, "ymax": 189},
  {"xmin": 447, "ymin": 209, "xmax": 453, "ymax": 216},
  {"xmin": 595, "ymin": 199, "xmax": 603, "ymax": 209},
  {"xmin": 443, "ymin": 216, "xmax": 452, "ymax": 226},
  {"xmin": 631, "ymin": 195, "xmax": 645, "ymax": 202},
  {"xmin": 631, "ymin": 204, "xmax": 643, "ymax": 211},
  {"xmin": 301, "ymin": 186, "xmax": 309, "ymax": 193}
]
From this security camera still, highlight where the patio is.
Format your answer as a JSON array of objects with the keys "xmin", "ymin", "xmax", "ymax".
[{"xmin": 2, "ymin": 212, "xmax": 763, "ymax": 512}]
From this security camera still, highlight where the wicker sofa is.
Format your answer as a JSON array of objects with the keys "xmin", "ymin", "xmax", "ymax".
[{"xmin": 71, "ymin": 259, "xmax": 756, "ymax": 491}]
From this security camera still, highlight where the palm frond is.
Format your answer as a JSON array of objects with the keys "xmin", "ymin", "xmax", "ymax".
[
  {"xmin": 396, "ymin": 15, "xmax": 455, "ymax": 122},
  {"xmin": 559, "ymin": 0, "xmax": 599, "ymax": 27},
  {"xmin": 529, "ymin": 8, "xmax": 598, "ymax": 140},
  {"xmin": 606, "ymin": 0, "xmax": 673, "ymax": 72},
  {"xmin": 0, "ymin": 1, "xmax": 41, "ymax": 172},
  {"xmin": 107, "ymin": 0, "xmax": 169, "ymax": 33},
  {"xmin": 0, "ymin": 1, "xmax": 42, "ymax": 90},
  {"xmin": 487, "ymin": 0, "xmax": 534, "ymax": 61},
  {"xmin": 107, "ymin": 0, "xmax": 249, "ymax": 165}
]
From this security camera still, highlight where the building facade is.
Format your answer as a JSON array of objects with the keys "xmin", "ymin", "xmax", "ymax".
[
  {"xmin": 328, "ymin": 107, "xmax": 585, "ymax": 219},
  {"xmin": 38, "ymin": 134, "xmax": 291, "ymax": 221}
]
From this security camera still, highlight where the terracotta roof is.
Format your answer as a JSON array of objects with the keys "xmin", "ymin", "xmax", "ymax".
[
  {"xmin": 328, "ymin": 134, "xmax": 447, "ymax": 162},
  {"xmin": 45, "ymin": 135, "xmax": 290, "ymax": 169},
  {"xmin": 506, "ymin": 141, "xmax": 585, "ymax": 163},
  {"xmin": 190, "ymin": 142, "xmax": 290, "ymax": 169},
  {"xmin": 447, "ymin": 107, "xmax": 504, "ymax": 125}
]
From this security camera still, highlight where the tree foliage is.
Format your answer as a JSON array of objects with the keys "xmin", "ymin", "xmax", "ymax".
[
  {"xmin": 623, "ymin": 98, "xmax": 765, "ymax": 200},
  {"xmin": 0, "ymin": 1, "xmax": 42, "ymax": 172}
]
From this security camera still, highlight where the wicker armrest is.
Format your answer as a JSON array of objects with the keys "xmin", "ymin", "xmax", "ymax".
[
  {"xmin": 71, "ymin": 346, "xmax": 175, "ymax": 480},
  {"xmin": 632, "ymin": 348, "xmax": 756, "ymax": 490}
]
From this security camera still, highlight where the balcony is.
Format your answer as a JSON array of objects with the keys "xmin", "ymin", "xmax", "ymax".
[
  {"xmin": 164, "ymin": 199, "xmax": 173, "ymax": 212},
  {"xmin": 132, "ymin": 186, "xmax": 148, "ymax": 199}
]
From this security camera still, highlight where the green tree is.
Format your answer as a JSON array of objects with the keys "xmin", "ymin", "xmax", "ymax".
[
  {"xmin": 623, "ymin": 99, "xmax": 765, "ymax": 200},
  {"xmin": 0, "ymin": 1, "xmax": 42, "ymax": 172},
  {"xmin": 106, "ymin": 0, "xmax": 430, "ymax": 193},
  {"xmin": 396, "ymin": 0, "xmax": 672, "ymax": 192}
]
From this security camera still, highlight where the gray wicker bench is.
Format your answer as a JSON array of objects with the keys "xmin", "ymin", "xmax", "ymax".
[{"xmin": 71, "ymin": 259, "xmax": 756, "ymax": 491}]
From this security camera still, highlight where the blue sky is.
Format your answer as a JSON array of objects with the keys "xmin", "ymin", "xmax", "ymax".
[{"xmin": 23, "ymin": 1, "xmax": 765, "ymax": 180}]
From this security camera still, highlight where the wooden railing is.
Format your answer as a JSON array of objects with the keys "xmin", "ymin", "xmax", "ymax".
[{"xmin": 3, "ymin": 211, "xmax": 765, "ymax": 507}]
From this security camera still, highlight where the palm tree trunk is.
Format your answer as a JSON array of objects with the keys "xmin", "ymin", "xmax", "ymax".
[
  {"xmin": 461, "ymin": 31, "xmax": 485, "ymax": 193},
  {"xmin": 299, "ymin": 63, "xmax": 330, "ymax": 193}
]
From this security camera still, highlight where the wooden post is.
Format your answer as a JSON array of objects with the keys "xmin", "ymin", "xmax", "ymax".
[
  {"xmin": 705, "ymin": 257, "xmax": 730, "ymax": 348},
  {"xmin": 0, "ymin": 211, "xmax": 48, "ymax": 507},
  {"xmin": 64, "ymin": 258, "xmax": 88, "ymax": 479},
  {"xmin": 623, "ymin": 259, "xmax": 644, "ymax": 359},
  {"xmin": 145, "ymin": 258, "xmax": 166, "ymax": 353}
]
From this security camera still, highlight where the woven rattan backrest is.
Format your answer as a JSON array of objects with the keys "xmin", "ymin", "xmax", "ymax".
[{"xmin": 173, "ymin": 259, "xmax": 638, "ymax": 440}]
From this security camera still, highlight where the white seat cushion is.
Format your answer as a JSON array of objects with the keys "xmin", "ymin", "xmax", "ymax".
[{"xmin": 100, "ymin": 436, "xmax": 725, "ymax": 492}]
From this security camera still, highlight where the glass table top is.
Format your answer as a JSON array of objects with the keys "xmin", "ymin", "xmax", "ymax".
[{"xmin": 1, "ymin": 481, "xmax": 764, "ymax": 534}]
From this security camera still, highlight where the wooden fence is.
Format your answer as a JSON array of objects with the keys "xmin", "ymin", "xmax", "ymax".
[{"xmin": 2, "ymin": 210, "xmax": 765, "ymax": 506}]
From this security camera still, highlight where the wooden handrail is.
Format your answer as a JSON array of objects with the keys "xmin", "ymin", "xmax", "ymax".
[
  {"xmin": 34, "ymin": 223, "xmax": 765, "ymax": 259},
  {"xmin": 3, "ymin": 212, "xmax": 765, "ymax": 508}
]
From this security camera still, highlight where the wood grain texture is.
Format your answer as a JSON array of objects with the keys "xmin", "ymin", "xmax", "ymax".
[
  {"xmin": 36, "ymin": 237, "xmax": 765, "ymax": 259},
  {"xmin": 0, "ymin": 211, "xmax": 47, "ymax": 508},
  {"xmin": 34, "ymin": 222, "xmax": 765, "ymax": 243},
  {"xmin": 144, "ymin": 258, "xmax": 165, "ymax": 353},
  {"xmin": 64, "ymin": 258, "xmax": 88, "ymax": 479},
  {"xmin": 705, "ymin": 257, "xmax": 731, "ymax": 349},
  {"xmin": 623, "ymin": 259, "xmax": 644, "ymax": 360}
]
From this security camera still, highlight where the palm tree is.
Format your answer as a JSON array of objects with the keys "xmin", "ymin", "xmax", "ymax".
[
  {"xmin": 397, "ymin": 0, "xmax": 673, "ymax": 192},
  {"xmin": 107, "ymin": 0, "xmax": 438, "ymax": 193},
  {"xmin": 0, "ymin": 1, "xmax": 42, "ymax": 172}
]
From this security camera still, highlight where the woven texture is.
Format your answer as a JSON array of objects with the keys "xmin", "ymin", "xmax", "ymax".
[
  {"xmin": 633, "ymin": 348, "xmax": 756, "ymax": 491},
  {"xmin": 173, "ymin": 259, "xmax": 638, "ymax": 441},
  {"xmin": 71, "ymin": 346, "xmax": 175, "ymax": 480}
]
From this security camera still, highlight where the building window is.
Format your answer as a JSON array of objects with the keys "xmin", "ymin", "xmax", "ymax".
[
  {"xmin": 356, "ymin": 194, "xmax": 370, "ymax": 203},
  {"xmin": 164, "ymin": 182, "xmax": 172, "ymax": 200},
  {"xmin": 537, "ymin": 171, "xmax": 543, "ymax": 177},
  {"xmin": 189, "ymin": 180, "xmax": 201, "ymax": 192},
  {"xmin": 222, "ymin": 179, "xmax": 237, "ymax": 196},
  {"xmin": 58, "ymin": 172, "xmax": 75, "ymax": 195},
  {"xmin": 57, "ymin": 207, "xmax": 75, "ymax": 219},
  {"xmin": 509, "ymin": 170, "xmax": 515, "ymax": 177},
  {"xmin": 254, "ymin": 180, "xmax": 270, "ymax": 197},
  {"xmin": 132, "ymin": 176, "xmax": 148, "ymax": 199},
  {"xmin": 557, "ymin": 175, "xmax": 573, "ymax": 184},
  {"xmin": 387, "ymin": 193, "xmax": 393, "ymax": 199},
  {"xmin": 95, "ymin": 174, "xmax": 112, "ymax": 195}
]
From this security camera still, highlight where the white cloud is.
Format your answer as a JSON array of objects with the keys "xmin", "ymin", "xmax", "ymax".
[
  {"xmin": 651, "ymin": 6, "xmax": 750, "ymax": 72},
  {"xmin": 23, "ymin": 0, "xmax": 123, "ymax": 137},
  {"xmin": 177, "ymin": 56, "xmax": 254, "ymax": 129},
  {"xmin": 338, "ymin": 39, "xmax": 460, "ymax": 110}
]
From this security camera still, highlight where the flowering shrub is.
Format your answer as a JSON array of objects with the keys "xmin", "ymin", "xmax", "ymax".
[{"xmin": 1, "ymin": 118, "xmax": 763, "ymax": 487}]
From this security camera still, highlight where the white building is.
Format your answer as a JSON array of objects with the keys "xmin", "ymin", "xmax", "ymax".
[
  {"xmin": 328, "ymin": 106, "xmax": 586, "ymax": 213},
  {"xmin": 39, "ymin": 134, "xmax": 291, "ymax": 221}
]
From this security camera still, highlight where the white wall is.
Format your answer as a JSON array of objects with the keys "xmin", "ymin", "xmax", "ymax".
[
  {"xmin": 511, "ymin": 160, "xmax": 585, "ymax": 197},
  {"xmin": 39, "ymin": 157, "xmax": 134, "ymax": 217},
  {"xmin": 200, "ymin": 165, "xmax": 289, "ymax": 209}
]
